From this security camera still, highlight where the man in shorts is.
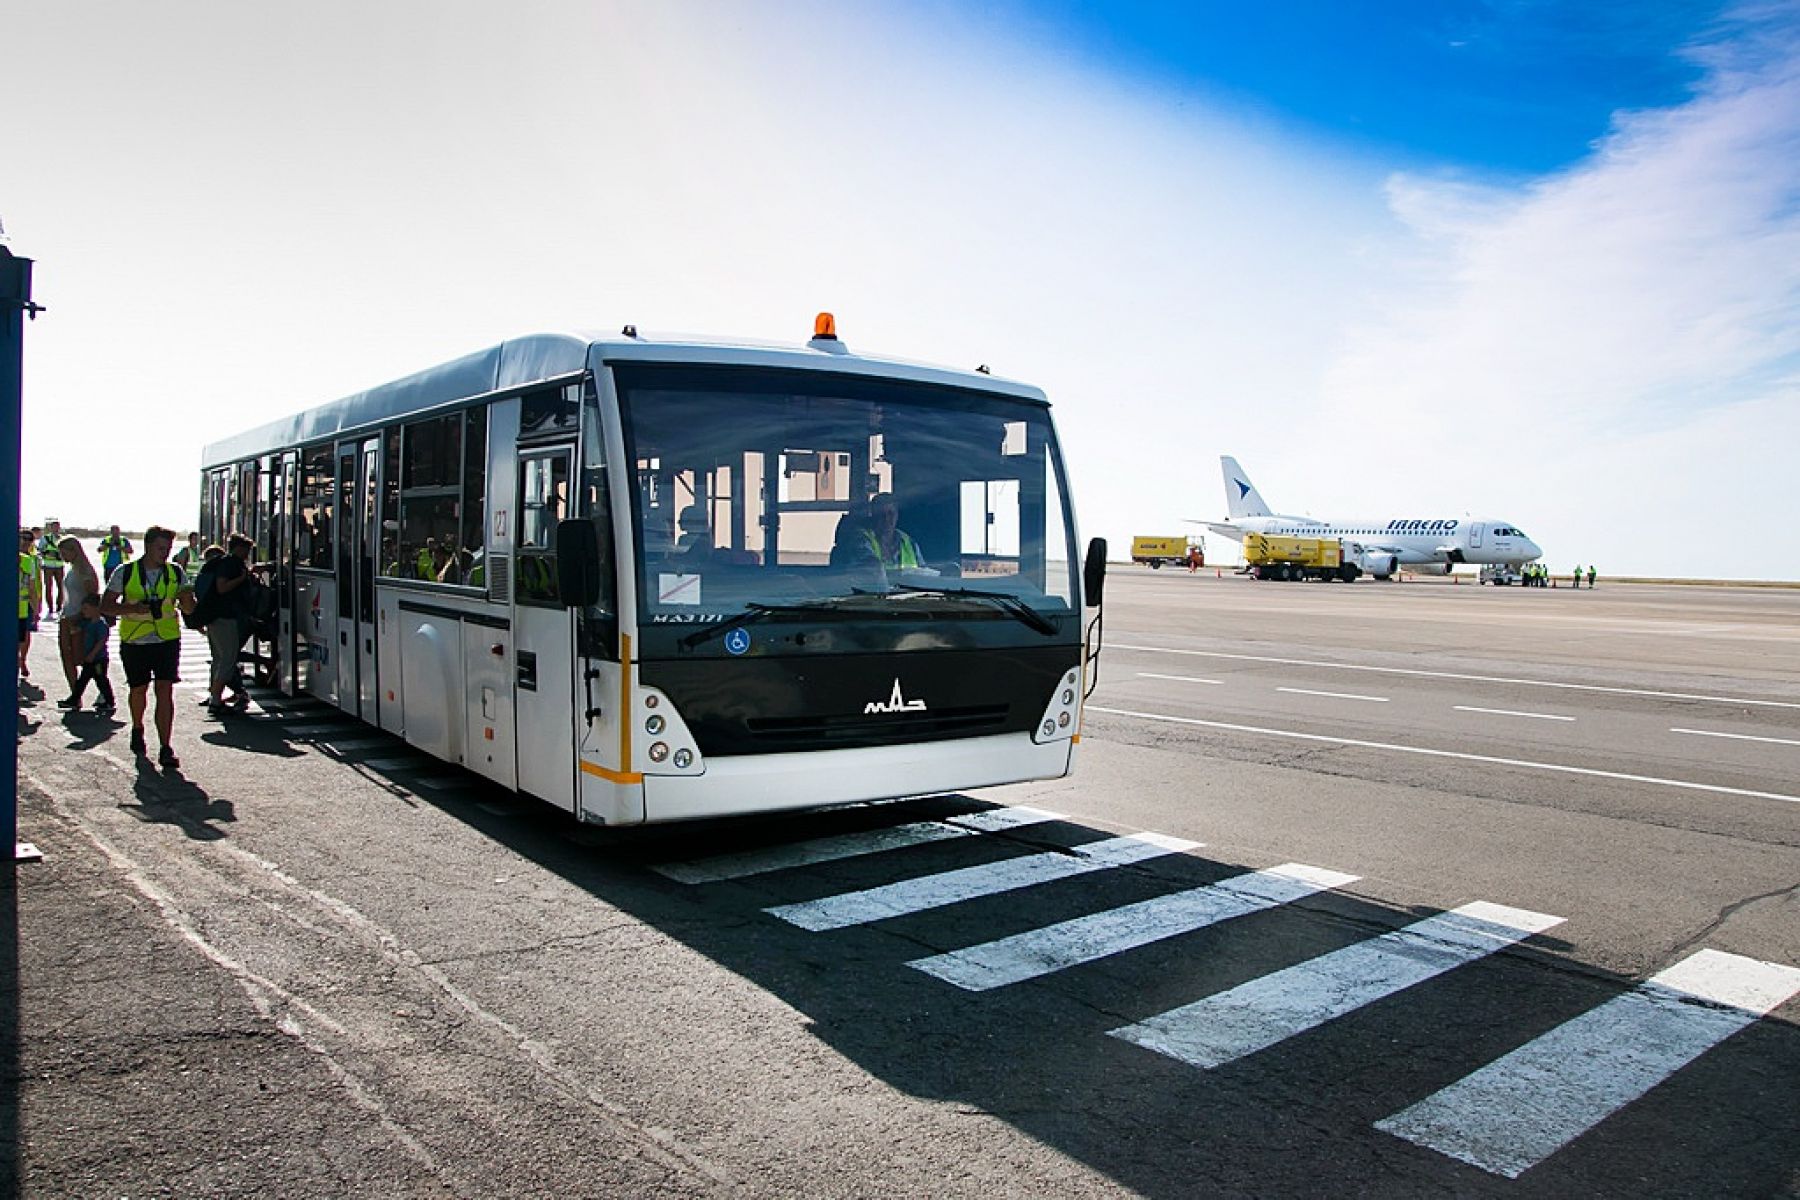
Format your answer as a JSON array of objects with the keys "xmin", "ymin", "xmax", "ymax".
[{"xmin": 101, "ymin": 525, "xmax": 196, "ymax": 769}]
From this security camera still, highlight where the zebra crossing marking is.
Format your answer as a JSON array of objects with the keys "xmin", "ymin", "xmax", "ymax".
[
  {"xmin": 280, "ymin": 723, "xmax": 360, "ymax": 737},
  {"xmin": 1375, "ymin": 948, "xmax": 1800, "ymax": 1178},
  {"xmin": 359, "ymin": 757, "xmax": 421, "ymax": 771},
  {"xmin": 766, "ymin": 832, "xmax": 1199, "ymax": 932},
  {"xmin": 653, "ymin": 805, "xmax": 1067, "ymax": 884},
  {"xmin": 1110, "ymin": 901, "xmax": 1564, "ymax": 1070},
  {"xmin": 319, "ymin": 737, "xmax": 391, "ymax": 752},
  {"xmin": 249, "ymin": 707, "xmax": 324, "ymax": 721},
  {"xmin": 413, "ymin": 775, "xmax": 475, "ymax": 791},
  {"xmin": 908, "ymin": 862, "xmax": 1359, "ymax": 992}
]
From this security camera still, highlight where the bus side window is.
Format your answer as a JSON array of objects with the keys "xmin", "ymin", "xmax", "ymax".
[{"xmin": 517, "ymin": 452, "xmax": 569, "ymax": 606}]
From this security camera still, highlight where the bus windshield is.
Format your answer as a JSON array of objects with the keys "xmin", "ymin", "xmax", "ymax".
[{"xmin": 615, "ymin": 364, "xmax": 1078, "ymax": 658}]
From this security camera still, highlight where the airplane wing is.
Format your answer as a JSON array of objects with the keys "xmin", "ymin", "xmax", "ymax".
[{"xmin": 1188, "ymin": 520, "xmax": 1245, "ymax": 539}]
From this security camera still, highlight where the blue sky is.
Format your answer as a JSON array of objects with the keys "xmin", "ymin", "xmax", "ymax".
[
  {"xmin": 1032, "ymin": 1, "xmax": 1723, "ymax": 172},
  {"xmin": 5, "ymin": 0, "xmax": 1798, "ymax": 578}
]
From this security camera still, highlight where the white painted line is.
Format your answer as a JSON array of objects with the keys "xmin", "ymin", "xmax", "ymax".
[
  {"xmin": 910, "ymin": 862, "xmax": 1358, "ymax": 991},
  {"xmin": 359, "ymin": 757, "xmax": 421, "ymax": 771},
  {"xmin": 1112, "ymin": 901, "xmax": 1562, "ymax": 1070},
  {"xmin": 414, "ymin": 775, "xmax": 474, "ymax": 791},
  {"xmin": 1376, "ymin": 949, "xmax": 1800, "ymax": 1178},
  {"xmin": 1137, "ymin": 672, "xmax": 1224, "ymax": 685},
  {"xmin": 1670, "ymin": 727, "xmax": 1800, "ymax": 747},
  {"xmin": 653, "ymin": 805, "xmax": 1065, "ymax": 883},
  {"xmin": 1088, "ymin": 706, "xmax": 1800, "ymax": 805},
  {"xmin": 766, "ymin": 832, "xmax": 1200, "ymax": 932},
  {"xmin": 1453, "ymin": 705, "xmax": 1574, "ymax": 722},
  {"xmin": 281, "ymin": 723, "xmax": 357, "ymax": 737},
  {"xmin": 1110, "ymin": 643, "xmax": 1800, "ymax": 710},
  {"xmin": 320, "ymin": 738, "xmax": 391, "ymax": 752},
  {"xmin": 1278, "ymin": 687, "xmax": 1389, "ymax": 703}
]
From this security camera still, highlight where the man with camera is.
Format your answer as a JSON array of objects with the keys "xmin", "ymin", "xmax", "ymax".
[{"xmin": 101, "ymin": 525, "xmax": 196, "ymax": 770}]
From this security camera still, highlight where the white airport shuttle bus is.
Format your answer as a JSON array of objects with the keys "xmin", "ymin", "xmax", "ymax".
[{"xmin": 198, "ymin": 319, "xmax": 1105, "ymax": 826}]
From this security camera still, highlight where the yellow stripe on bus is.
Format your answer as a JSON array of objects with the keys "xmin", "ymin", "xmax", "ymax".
[{"xmin": 580, "ymin": 760, "xmax": 644, "ymax": 785}]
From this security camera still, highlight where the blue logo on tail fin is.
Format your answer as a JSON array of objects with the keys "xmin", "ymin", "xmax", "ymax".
[{"xmin": 1234, "ymin": 479, "xmax": 1251, "ymax": 499}]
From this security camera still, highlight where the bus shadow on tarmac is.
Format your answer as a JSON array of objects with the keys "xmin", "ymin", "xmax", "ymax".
[{"xmin": 397, "ymin": 784, "xmax": 1800, "ymax": 1199}]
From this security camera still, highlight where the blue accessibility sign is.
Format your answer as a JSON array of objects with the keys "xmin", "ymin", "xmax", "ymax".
[{"xmin": 724, "ymin": 628, "xmax": 751, "ymax": 656}]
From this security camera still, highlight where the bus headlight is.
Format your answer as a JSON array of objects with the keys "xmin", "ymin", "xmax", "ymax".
[
  {"xmin": 633, "ymin": 686, "xmax": 704, "ymax": 775},
  {"xmin": 1033, "ymin": 666, "xmax": 1083, "ymax": 744}
]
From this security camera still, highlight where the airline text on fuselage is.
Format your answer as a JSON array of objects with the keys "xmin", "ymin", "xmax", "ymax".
[{"xmin": 1385, "ymin": 519, "xmax": 1460, "ymax": 532}]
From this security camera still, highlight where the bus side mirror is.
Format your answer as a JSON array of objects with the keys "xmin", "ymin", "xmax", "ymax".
[
  {"xmin": 555, "ymin": 519, "xmax": 602, "ymax": 608},
  {"xmin": 1083, "ymin": 537, "xmax": 1107, "ymax": 608}
]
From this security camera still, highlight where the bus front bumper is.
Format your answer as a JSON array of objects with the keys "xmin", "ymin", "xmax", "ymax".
[{"xmin": 631, "ymin": 732, "xmax": 1076, "ymax": 825}]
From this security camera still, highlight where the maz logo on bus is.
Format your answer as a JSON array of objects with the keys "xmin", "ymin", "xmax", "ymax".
[{"xmin": 865, "ymin": 679, "xmax": 928, "ymax": 715}]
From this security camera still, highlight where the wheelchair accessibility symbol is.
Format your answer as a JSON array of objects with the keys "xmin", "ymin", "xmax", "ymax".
[{"xmin": 724, "ymin": 628, "xmax": 751, "ymax": 656}]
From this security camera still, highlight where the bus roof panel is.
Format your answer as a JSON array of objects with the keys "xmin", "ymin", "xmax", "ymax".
[{"xmin": 199, "ymin": 330, "xmax": 1046, "ymax": 467}]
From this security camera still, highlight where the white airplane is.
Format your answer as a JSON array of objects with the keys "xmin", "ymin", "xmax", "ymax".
[{"xmin": 1200, "ymin": 456, "xmax": 1543, "ymax": 576}]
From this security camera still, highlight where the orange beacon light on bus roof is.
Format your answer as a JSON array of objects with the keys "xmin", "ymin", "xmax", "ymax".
[{"xmin": 814, "ymin": 312, "xmax": 837, "ymax": 340}]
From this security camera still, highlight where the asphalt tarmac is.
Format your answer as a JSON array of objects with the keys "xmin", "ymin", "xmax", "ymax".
[{"xmin": 5, "ymin": 571, "xmax": 1797, "ymax": 1197}]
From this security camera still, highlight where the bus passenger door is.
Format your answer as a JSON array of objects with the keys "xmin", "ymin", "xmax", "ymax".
[
  {"xmin": 355, "ymin": 437, "xmax": 380, "ymax": 723},
  {"xmin": 277, "ymin": 450, "xmax": 298, "ymax": 695},
  {"xmin": 335, "ymin": 444, "xmax": 358, "ymax": 711},
  {"xmin": 513, "ymin": 447, "xmax": 577, "ymax": 811}
]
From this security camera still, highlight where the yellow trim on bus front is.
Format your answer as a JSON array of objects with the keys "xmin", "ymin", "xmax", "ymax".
[
  {"xmin": 581, "ymin": 760, "xmax": 645, "ymax": 785},
  {"xmin": 620, "ymin": 632, "xmax": 633, "ymax": 769}
]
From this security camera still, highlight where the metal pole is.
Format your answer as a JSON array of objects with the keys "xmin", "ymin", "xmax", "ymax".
[{"xmin": 2, "ymin": 245, "xmax": 44, "ymax": 863}]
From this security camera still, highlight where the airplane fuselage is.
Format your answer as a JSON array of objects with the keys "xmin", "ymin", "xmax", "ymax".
[{"xmin": 1211, "ymin": 515, "xmax": 1541, "ymax": 570}]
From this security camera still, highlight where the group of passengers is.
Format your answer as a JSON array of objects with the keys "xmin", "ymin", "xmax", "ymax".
[{"xmin": 18, "ymin": 523, "xmax": 269, "ymax": 772}]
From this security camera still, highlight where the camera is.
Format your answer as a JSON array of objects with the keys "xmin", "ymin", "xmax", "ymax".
[{"xmin": 146, "ymin": 598, "xmax": 164, "ymax": 619}]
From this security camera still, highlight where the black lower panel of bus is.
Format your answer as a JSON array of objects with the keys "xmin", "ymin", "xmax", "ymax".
[{"xmin": 637, "ymin": 646, "xmax": 1079, "ymax": 757}]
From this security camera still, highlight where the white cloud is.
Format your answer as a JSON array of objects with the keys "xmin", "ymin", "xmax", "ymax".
[{"xmin": 1302, "ymin": 7, "xmax": 1800, "ymax": 575}]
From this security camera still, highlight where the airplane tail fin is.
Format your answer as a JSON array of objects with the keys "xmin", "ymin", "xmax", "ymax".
[{"xmin": 1221, "ymin": 456, "xmax": 1273, "ymax": 519}]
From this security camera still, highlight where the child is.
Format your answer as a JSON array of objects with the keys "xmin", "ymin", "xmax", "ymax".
[{"xmin": 65, "ymin": 593, "xmax": 116, "ymax": 714}]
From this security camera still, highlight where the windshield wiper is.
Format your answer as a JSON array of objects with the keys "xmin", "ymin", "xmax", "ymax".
[
  {"xmin": 888, "ymin": 584, "xmax": 1061, "ymax": 636},
  {"xmin": 677, "ymin": 594, "xmax": 874, "ymax": 650}
]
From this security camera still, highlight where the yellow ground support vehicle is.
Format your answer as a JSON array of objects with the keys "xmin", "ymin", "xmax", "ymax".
[
  {"xmin": 1131, "ymin": 535, "xmax": 1203, "ymax": 569},
  {"xmin": 1243, "ymin": 533, "xmax": 1363, "ymax": 582}
]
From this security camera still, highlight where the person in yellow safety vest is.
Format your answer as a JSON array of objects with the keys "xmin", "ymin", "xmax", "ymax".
[
  {"xmin": 17, "ymin": 527, "xmax": 42, "ymax": 679},
  {"xmin": 99, "ymin": 525, "xmax": 133, "ymax": 577},
  {"xmin": 101, "ymin": 525, "xmax": 196, "ymax": 770},
  {"xmin": 415, "ymin": 538, "xmax": 437, "ymax": 581},
  {"xmin": 1587, "ymin": 565, "xmax": 1597, "ymax": 588},
  {"xmin": 172, "ymin": 531, "xmax": 203, "ymax": 571},
  {"xmin": 863, "ymin": 493, "xmax": 923, "ymax": 569},
  {"xmin": 35, "ymin": 521, "xmax": 65, "ymax": 613}
]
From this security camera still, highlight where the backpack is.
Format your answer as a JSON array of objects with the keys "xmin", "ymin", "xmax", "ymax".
[{"xmin": 183, "ymin": 562, "xmax": 216, "ymax": 631}]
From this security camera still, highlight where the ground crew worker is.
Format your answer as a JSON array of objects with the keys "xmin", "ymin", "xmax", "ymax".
[
  {"xmin": 17, "ymin": 528, "xmax": 41, "ymax": 678},
  {"xmin": 1572, "ymin": 565, "xmax": 1583, "ymax": 589},
  {"xmin": 173, "ymin": 531, "xmax": 203, "ymax": 571},
  {"xmin": 863, "ymin": 493, "xmax": 923, "ymax": 569},
  {"xmin": 1587, "ymin": 565, "xmax": 1597, "ymax": 588},
  {"xmin": 35, "ymin": 520, "xmax": 64, "ymax": 613},
  {"xmin": 99, "ymin": 525, "xmax": 133, "ymax": 577},
  {"xmin": 101, "ymin": 525, "xmax": 196, "ymax": 770}
]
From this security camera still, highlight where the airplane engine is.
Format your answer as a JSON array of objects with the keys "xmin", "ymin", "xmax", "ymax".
[
  {"xmin": 1362, "ymin": 551, "xmax": 1398, "ymax": 579},
  {"xmin": 1411, "ymin": 561, "xmax": 1452, "ymax": 576}
]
